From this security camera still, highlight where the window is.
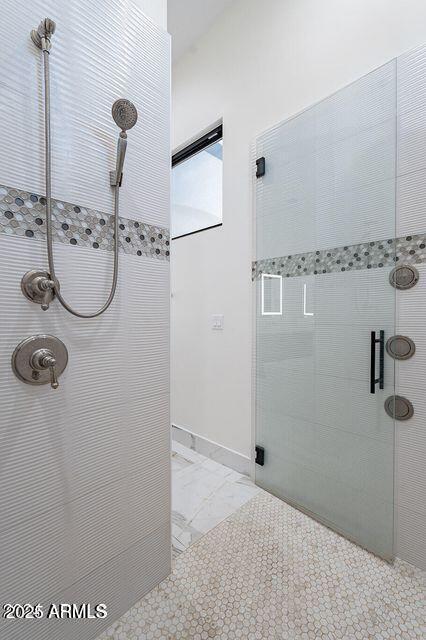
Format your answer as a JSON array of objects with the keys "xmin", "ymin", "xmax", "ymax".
[{"xmin": 171, "ymin": 125, "xmax": 223, "ymax": 239}]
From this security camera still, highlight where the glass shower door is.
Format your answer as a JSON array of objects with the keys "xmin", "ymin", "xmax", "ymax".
[{"xmin": 254, "ymin": 61, "xmax": 396, "ymax": 559}]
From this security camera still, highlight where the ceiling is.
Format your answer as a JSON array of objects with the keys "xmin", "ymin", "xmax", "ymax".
[{"xmin": 168, "ymin": 0, "xmax": 235, "ymax": 62}]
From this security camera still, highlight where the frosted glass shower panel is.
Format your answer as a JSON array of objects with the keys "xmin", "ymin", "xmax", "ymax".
[{"xmin": 254, "ymin": 61, "xmax": 396, "ymax": 559}]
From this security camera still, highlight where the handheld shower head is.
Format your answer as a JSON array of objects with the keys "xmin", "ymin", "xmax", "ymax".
[
  {"xmin": 111, "ymin": 99, "xmax": 138, "ymax": 187},
  {"xmin": 112, "ymin": 99, "xmax": 138, "ymax": 132}
]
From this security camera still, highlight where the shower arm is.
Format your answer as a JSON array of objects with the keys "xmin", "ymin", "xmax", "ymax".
[{"xmin": 35, "ymin": 20, "xmax": 120, "ymax": 319}]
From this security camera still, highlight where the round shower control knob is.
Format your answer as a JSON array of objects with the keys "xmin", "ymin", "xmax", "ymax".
[
  {"xmin": 384, "ymin": 395, "xmax": 414, "ymax": 421},
  {"xmin": 386, "ymin": 335, "xmax": 416, "ymax": 360},
  {"xmin": 11, "ymin": 335, "xmax": 68, "ymax": 389},
  {"xmin": 389, "ymin": 265, "xmax": 419, "ymax": 290}
]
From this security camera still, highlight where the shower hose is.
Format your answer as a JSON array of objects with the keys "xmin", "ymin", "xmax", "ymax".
[{"xmin": 41, "ymin": 49, "xmax": 119, "ymax": 318}]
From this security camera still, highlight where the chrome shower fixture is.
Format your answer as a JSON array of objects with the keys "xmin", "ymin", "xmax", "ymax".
[
  {"xmin": 110, "ymin": 99, "xmax": 138, "ymax": 187},
  {"xmin": 12, "ymin": 335, "xmax": 68, "ymax": 390},
  {"xmin": 31, "ymin": 18, "xmax": 56, "ymax": 52},
  {"xmin": 112, "ymin": 98, "xmax": 138, "ymax": 131},
  {"xmin": 28, "ymin": 18, "xmax": 138, "ymax": 318}
]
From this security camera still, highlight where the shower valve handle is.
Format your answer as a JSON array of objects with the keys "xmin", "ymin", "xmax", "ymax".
[
  {"xmin": 38, "ymin": 278, "xmax": 56, "ymax": 311},
  {"xmin": 31, "ymin": 349, "xmax": 59, "ymax": 389},
  {"xmin": 48, "ymin": 361, "xmax": 59, "ymax": 389}
]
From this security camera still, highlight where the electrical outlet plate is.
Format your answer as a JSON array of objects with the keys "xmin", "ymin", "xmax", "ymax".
[{"xmin": 212, "ymin": 314, "xmax": 224, "ymax": 330}]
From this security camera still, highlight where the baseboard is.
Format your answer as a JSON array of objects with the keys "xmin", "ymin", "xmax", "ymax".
[{"xmin": 171, "ymin": 424, "xmax": 251, "ymax": 476}]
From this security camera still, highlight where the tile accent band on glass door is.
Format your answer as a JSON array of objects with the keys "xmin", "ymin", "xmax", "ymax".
[
  {"xmin": 0, "ymin": 184, "xmax": 170, "ymax": 260},
  {"xmin": 252, "ymin": 234, "xmax": 426, "ymax": 279}
]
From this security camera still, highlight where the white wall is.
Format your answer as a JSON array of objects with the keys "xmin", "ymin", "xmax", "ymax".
[
  {"xmin": 171, "ymin": 0, "xmax": 426, "ymax": 567},
  {"xmin": 0, "ymin": 1, "xmax": 170, "ymax": 638},
  {"xmin": 171, "ymin": 0, "xmax": 426, "ymax": 454}
]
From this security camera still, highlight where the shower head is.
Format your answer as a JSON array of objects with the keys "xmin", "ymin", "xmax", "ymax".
[
  {"xmin": 111, "ymin": 99, "xmax": 138, "ymax": 132},
  {"xmin": 110, "ymin": 99, "xmax": 138, "ymax": 187}
]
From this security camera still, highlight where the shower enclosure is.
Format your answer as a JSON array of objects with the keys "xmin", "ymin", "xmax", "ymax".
[{"xmin": 254, "ymin": 61, "xmax": 397, "ymax": 559}]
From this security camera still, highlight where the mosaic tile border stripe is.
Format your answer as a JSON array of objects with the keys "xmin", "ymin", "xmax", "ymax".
[
  {"xmin": 252, "ymin": 234, "xmax": 426, "ymax": 280},
  {"xmin": 0, "ymin": 184, "xmax": 170, "ymax": 261}
]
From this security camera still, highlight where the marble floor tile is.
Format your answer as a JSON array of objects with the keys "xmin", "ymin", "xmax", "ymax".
[
  {"xmin": 171, "ymin": 443, "xmax": 261, "ymax": 556},
  {"xmin": 99, "ymin": 491, "xmax": 425, "ymax": 640},
  {"xmin": 172, "ymin": 440, "xmax": 204, "ymax": 465}
]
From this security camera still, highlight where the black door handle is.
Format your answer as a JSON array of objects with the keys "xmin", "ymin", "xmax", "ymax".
[{"xmin": 370, "ymin": 330, "xmax": 384, "ymax": 394}]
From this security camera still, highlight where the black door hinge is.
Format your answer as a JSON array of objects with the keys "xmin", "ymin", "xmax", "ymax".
[
  {"xmin": 256, "ymin": 157, "xmax": 265, "ymax": 178},
  {"xmin": 255, "ymin": 445, "xmax": 265, "ymax": 466}
]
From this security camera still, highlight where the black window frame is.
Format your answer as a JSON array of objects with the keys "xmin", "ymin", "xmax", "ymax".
[{"xmin": 171, "ymin": 124, "xmax": 223, "ymax": 240}]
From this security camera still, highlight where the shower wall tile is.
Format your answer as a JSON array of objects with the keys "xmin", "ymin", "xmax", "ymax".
[
  {"xmin": 0, "ymin": 502, "xmax": 72, "ymax": 604},
  {"xmin": 395, "ymin": 48, "xmax": 426, "ymax": 570},
  {"xmin": 0, "ymin": 1, "xmax": 170, "ymax": 227},
  {"xmin": 253, "ymin": 233, "xmax": 426, "ymax": 280},
  {"xmin": 395, "ymin": 506, "xmax": 426, "ymax": 572},
  {"xmin": 256, "ymin": 158, "xmax": 396, "ymax": 260},
  {"xmin": 255, "ymin": 450, "xmax": 394, "ymax": 560},
  {"xmin": 396, "ymin": 170, "xmax": 426, "ymax": 237},
  {"xmin": 255, "ymin": 60, "xmax": 396, "ymax": 260},
  {"xmin": 0, "ymin": 234, "xmax": 171, "ymax": 611},
  {"xmin": 314, "ymin": 374, "xmax": 394, "ymax": 442},
  {"xmin": 394, "ymin": 269, "xmax": 426, "ymax": 569},
  {"xmin": 397, "ymin": 46, "xmax": 426, "ymax": 176},
  {"xmin": 397, "ymin": 45, "xmax": 426, "ymax": 115},
  {"xmin": 314, "ymin": 323, "xmax": 394, "ymax": 383},
  {"xmin": 397, "ymin": 45, "xmax": 426, "ymax": 240},
  {"xmin": 0, "ymin": 526, "xmax": 170, "ymax": 640},
  {"xmin": 312, "ymin": 268, "xmax": 395, "ymax": 326},
  {"xmin": 395, "ymin": 401, "xmax": 426, "ymax": 514},
  {"xmin": 394, "ymin": 332, "xmax": 426, "ymax": 392},
  {"xmin": 314, "ymin": 179, "xmax": 396, "ymax": 252},
  {"xmin": 0, "ymin": 184, "xmax": 170, "ymax": 260},
  {"xmin": 257, "ymin": 406, "xmax": 393, "ymax": 499},
  {"xmin": 67, "ymin": 469, "xmax": 170, "ymax": 586},
  {"xmin": 0, "ymin": 235, "xmax": 170, "ymax": 525},
  {"xmin": 255, "ymin": 61, "xmax": 396, "ymax": 173},
  {"xmin": 395, "ymin": 265, "xmax": 426, "ymax": 393},
  {"xmin": 398, "ymin": 106, "xmax": 426, "ymax": 176},
  {"xmin": 0, "ymin": 0, "xmax": 170, "ymax": 637}
]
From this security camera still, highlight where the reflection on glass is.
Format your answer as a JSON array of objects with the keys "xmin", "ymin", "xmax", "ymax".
[
  {"xmin": 261, "ymin": 274, "xmax": 282, "ymax": 316},
  {"xmin": 303, "ymin": 283, "xmax": 314, "ymax": 317}
]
